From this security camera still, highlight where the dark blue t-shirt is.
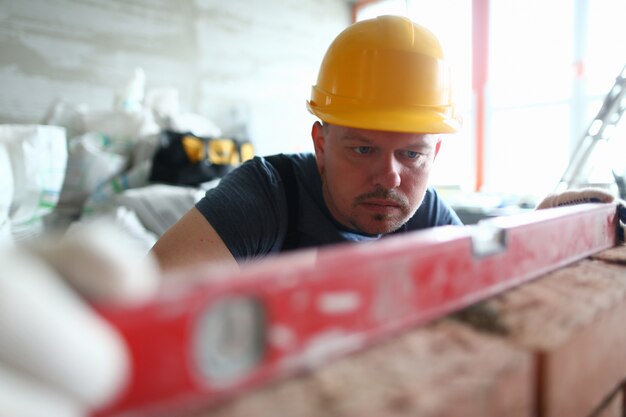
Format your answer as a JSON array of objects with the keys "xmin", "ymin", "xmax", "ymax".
[{"xmin": 195, "ymin": 153, "xmax": 462, "ymax": 261}]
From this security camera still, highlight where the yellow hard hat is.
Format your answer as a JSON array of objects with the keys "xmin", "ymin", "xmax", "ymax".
[{"xmin": 307, "ymin": 15, "xmax": 461, "ymax": 134}]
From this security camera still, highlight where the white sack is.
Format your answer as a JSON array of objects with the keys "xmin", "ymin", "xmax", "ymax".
[
  {"xmin": 0, "ymin": 142, "xmax": 13, "ymax": 244},
  {"xmin": 57, "ymin": 132, "xmax": 131, "ymax": 215},
  {"xmin": 110, "ymin": 183, "xmax": 212, "ymax": 237},
  {"xmin": 0, "ymin": 125, "xmax": 67, "ymax": 241}
]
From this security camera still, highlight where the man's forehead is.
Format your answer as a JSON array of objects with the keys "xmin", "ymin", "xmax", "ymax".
[{"xmin": 330, "ymin": 124, "xmax": 439, "ymax": 145}]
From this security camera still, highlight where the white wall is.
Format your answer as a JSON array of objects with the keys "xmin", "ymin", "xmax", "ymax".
[{"xmin": 0, "ymin": 0, "xmax": 351, "ymax": 155}]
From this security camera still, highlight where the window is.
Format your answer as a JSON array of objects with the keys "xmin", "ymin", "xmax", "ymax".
[
  {"xmin": 488, "ymin": 0, "xmax": 574, "ymax": 198},
  {"xmin": 356, "ymin": 0, "xmax": 626, "ymax": 199},
  {"xmin": 584, "ymin": 0, "xmax": 626, "ymax": 186}
]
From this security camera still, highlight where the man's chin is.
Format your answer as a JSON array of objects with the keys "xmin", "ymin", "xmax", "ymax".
[{"xmin": 357, "ymin": 217, "xmax": 406, "ymax": 235}]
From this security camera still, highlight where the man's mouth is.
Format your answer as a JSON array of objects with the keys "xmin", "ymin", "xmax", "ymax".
[
  {"xmin": 360, "ymin": 199, "xmax": 402, "ymax": 214},
  {"xmin": 353, "ymin": 188, "xmax": 410, "ymax": 217}
]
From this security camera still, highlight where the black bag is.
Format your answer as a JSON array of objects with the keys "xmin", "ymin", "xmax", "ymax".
[{"xmin": 149, "ymin": 130, "xmax": 254, "ymax": 186}]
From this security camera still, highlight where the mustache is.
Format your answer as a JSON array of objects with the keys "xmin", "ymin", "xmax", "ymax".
[{"xmin": 354, "ymin": 188, "xmax": 409, "ymax": 209}]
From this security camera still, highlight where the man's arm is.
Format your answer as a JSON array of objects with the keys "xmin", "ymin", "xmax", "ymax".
[{"xmin": 150, "ymin": 207, "xmax": 237, "ymax": 271}]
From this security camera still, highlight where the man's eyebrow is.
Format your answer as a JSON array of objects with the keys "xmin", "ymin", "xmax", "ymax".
[{"xmin": 339, "ymin": 133, "xmax": 372, "ymax": 143}]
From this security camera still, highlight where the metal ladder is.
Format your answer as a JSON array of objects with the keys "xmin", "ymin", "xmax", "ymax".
[{"xmin": 556, "ymin": 64, "xmax": 626, "ymax": 196}]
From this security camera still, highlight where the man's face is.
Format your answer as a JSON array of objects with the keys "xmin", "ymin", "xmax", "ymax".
[{"xmin": 312, "ymin": 122, "xmax": 441, "ymax": 235}]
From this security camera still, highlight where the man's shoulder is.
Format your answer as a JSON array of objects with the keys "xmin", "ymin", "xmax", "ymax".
[
  {"xmin": 407, "ymin": 186, "xmax": 462, "ymax": 228},
  {"xmin": 225, "ymin": 153, "xmax": 313, "ymax": 183},
  {"xmin": 423, "ymin": 186, "xmax": 444, "ymax": 202},
  {"xmin": 257, "ymin": 153, "xmax": 315, "ymax": 167},
  {"xmin": 254, "ymin": 153, "xmax": 317, "ymax": 182}
]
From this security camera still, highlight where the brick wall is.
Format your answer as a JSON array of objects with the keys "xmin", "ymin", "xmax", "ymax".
[{"xmin": 195, "ymin": 243, "xmax": 626, "ymax": 417}]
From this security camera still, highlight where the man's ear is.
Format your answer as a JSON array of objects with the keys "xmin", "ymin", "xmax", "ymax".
[{"xmin": 311, "ymin": 121, "xmax": 325, "ymax": 159}]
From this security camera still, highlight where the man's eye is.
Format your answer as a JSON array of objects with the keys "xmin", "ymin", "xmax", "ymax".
[
  {"xmin": 403, "ymin": 150, "xmax": 421, "ymax": 159},
  {"xmin": 353, "ymin": 146, "xmax": 372, "ymax": 155}
]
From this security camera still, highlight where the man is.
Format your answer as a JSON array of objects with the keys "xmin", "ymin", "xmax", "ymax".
[
  {"xmin": 1, "ymin": 15, "xmax": 622, "ymax": 417},
  {"xmin": 152, "ymin": 15, "xmax": 463, "ymax": 270}
]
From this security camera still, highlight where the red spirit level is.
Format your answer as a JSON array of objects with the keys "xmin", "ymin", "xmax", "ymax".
[{"xmin": 93, "ymin": 203, "xmax": 620, "ymax": 417}]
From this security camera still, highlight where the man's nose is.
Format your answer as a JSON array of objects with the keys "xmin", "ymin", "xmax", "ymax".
[{"xmin": 372, "ymin": 154, "xmax": 401, "ymax": 189}]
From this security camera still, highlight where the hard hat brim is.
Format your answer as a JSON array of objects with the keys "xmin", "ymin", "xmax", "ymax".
[{"xmin": 306, "ymin": 101, "xmax": 461, "ymax": 134}]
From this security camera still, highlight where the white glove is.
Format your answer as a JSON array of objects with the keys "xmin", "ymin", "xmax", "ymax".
[
  {"xmin": 537, "ymin": 188, "xmax": 626, "ymax": 241},
  {"xmin": 0, "ymin": 221, "xmax": 160, "ymax": 417},
  {"xmin": 536, "ymin": 188, "xmax": 616, "ymax": 209}
]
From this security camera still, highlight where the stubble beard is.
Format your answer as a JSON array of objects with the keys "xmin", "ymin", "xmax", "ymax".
[{"xmin": 320, "ymin": 167, "xmax": 413, "ymax": 234}]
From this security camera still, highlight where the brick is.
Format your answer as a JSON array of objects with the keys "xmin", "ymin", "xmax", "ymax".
[
  {"xmin": 455, "ymin": 254, "xmax": 626, "ymax": 417},
  {"xmin": 591, "ymin": 388, "xmax": 622, "ymax": 417},
  {"xmin": 592, "ymin": 243, "xmax": 626, "ymax": 265},
  {"xmin": 196, "ymin": 320, "xmax": 533, "ymax": 417}
]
